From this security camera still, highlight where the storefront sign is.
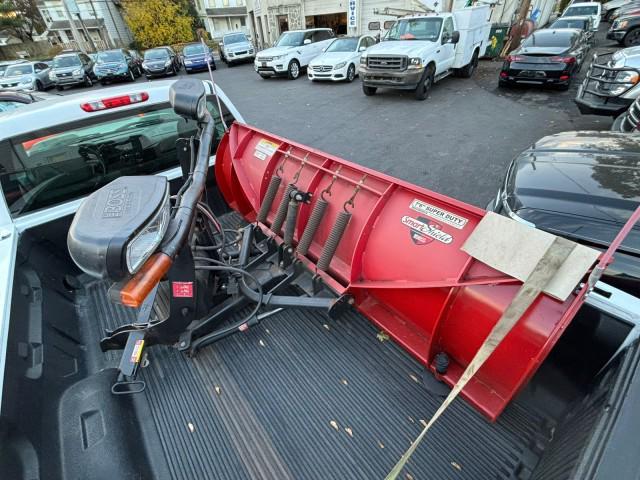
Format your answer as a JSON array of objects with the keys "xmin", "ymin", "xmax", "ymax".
[{"xmin": 348, "ymin": 0, "xmax": 357, "ymax": 28}]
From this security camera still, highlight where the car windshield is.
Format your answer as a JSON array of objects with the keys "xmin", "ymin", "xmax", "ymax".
[
  {"xmin": 97, "ymin": 51, "xmax": 125, "ymax": 63},
  {"xmin": 522, "ymin": 31, "xmax": 575, "ymax": 47},
  {"xmin": 564, "ymin": 5, "xmax": 599, "ymax": 15},
  {"xmin": 5, "ymin": 64, "xmax": 33, "ymax": 76},
  {"xmin": 0, "ymin": 64, "xmax": 10, "ymax": 76},
  {"xmin": 224, "ymin": 33, "xmax": 248, "ymax": 44},
  {"xmin": 275, "ymin": 31, "xmax": 305, "ymax": 47},
  {"xmin": 53, "ymin": 55, "xmax": 81, "ymax": 68},
  {"xmin": 145, "ymin": 49, "xmax": 168, "ymax": 60},
  {"xmin": 386, "ymin": 18, "xmax": 443, "ymax": 41},
  {"xmin": 552, "ymin": 19, "xmax": 587, "ymax": 29},
  {"xmin": 326, "ymin": 38, "xmax": 359, "ymax": 52},
  {"xmin": 183, "ymin": 44, "xmax": 206, "ymax": 55}
]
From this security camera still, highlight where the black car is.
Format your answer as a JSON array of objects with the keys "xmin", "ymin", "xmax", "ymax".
[
  {"xmin": 128, "ymin": 49, "xmax": 144, "ymax": 72},
  {"xmin": 488, "ymin": 131, "xmax": 640, "ymax": 296},
  {"xmin": 607, "ymin": 15, "xmax": 640, "ymax": 46},
  {"xmin": 499, "ymin": 29, "xmax": 589, "ymax": 90},
  {"xmin": 93, "ymin": 49, "xmax": 141, "ymax": 84},
  {"xmin": 142, "ymin": 47, "xmax": 181, "ymax": 78}
]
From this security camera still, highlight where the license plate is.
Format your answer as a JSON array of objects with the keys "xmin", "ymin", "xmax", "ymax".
[
  {"xmin": 520, "ymin": 70, "xmax": 545, "ymax": 78},
  {"xmin": 261, "ymin": 62, "xmax": 266, "ymax": 67}
]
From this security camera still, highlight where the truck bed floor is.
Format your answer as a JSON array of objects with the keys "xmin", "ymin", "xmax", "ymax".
[{"xmin": 80, "ymin": 281, "xmax": 548, "ymax": 480}]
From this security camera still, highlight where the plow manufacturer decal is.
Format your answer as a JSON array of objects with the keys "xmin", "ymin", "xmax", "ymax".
[
  {"xmin": 401, "ymin": 215, "xmax": 453, "ymax": 245},
  {"xmin": 410, "ymin": 199, "xmax": 468, "ymax": 230}
]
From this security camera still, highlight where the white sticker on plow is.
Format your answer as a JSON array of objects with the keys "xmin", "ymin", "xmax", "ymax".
[
  {"xmin": 254, "ymin": 139, "xmax": 278, "ymax": 161},
  {"xmin": 409, "ymin": 199, "xmax": 468, "ymax": 230}
]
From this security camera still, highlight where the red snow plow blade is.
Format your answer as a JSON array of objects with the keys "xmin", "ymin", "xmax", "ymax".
[{"xmin": 215, "ymin": 123, "xmax": 595, "ymax": 421}]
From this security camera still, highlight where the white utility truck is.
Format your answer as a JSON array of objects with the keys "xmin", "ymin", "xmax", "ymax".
[{"xmin": 360, "ymin": 6, "xmax": 491, "ymax": 100}]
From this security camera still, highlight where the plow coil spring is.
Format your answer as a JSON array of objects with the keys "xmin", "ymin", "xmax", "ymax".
[
  {"xmin": 317, "ymin": 210, "xmax": 352, "ymax": 272},
  {"xmin": 257, "ymin": 175, "xmax": 282, "ymax": 224},
  {"xmin": 297, "ymin": 198, "xmax": 328, "ymax": 256}
]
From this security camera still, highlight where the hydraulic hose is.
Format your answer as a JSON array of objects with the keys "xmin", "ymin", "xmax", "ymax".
[{"xmin": 161, "ymin": 111, "xmax": 215, "ymax": 259}]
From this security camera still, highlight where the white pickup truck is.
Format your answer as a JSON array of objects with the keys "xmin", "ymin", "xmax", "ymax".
[{"xmin": 360, "ymin": 6, "xmax": 491, "ymax": 100}]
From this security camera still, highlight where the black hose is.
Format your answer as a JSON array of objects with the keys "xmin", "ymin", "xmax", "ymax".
[
  {"xmin": 161, "ymin": 111, "xmax": 215, "ymax": 259},
  {"xmin": 297, "ymin": 198, "xmax": 327, "ymax": 256},
  {"xmin": 317, "ymin": 210, "xmax": 351, "ymax": 272}
]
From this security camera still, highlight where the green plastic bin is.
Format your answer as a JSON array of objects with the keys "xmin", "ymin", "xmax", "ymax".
[{"xmin": 483, "ymin": 23, "xmax": 509, "ymax": 59}]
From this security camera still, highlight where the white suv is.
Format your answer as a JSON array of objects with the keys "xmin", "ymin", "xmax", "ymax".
[{"xmin": 255, "ymin": 28, "xmax": 335, "ymax": 80}]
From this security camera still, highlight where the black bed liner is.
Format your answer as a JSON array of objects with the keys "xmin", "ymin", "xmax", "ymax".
[{"xmin": 79, "ymin": 279, "xmax": 550, "ymax": 480}]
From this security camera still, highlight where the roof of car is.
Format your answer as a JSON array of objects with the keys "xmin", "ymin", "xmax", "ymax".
[
  {"xmin": 567, "ymin": 2, "xmax": 600, "ymax": 6},
  {"xmin": 285, "ymin": 28, "xmax": 333, "ymax": 32},
  {"xmin": 555, "ymin": 15, "xmax": 591, "ymax": 20},
  {"xmin": 529, "ymin": 28, "xmax": 582, "ymax": 37},
  {"xmin": 0, "ymin": 79, "xmax": 232, "ymax": 141}
]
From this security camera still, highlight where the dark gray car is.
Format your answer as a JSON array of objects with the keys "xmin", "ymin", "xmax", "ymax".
[
  {"xmin": 488, "ymin": 131, "xmax": 640, "ymax": 296},
  {"xmin": 50, "ymin": 52, "xmax": 96, "ymax": 90}
]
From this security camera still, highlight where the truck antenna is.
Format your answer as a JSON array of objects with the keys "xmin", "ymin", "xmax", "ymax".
[{"xmin": 200, "ymin": 35, "xmax": 228, "ymax": 132}]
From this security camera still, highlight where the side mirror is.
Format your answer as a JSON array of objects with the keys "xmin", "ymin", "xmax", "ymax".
[
  {"xmin": 169, "ymin": 78, "xmax": 207, "ymax": 122},
  {"xmin": 368, "ymin": 21, "xmax": 381, "ymax": 31},
  {"xmin": 359, "ymin": 46, "xmax": 366, "ymax": 52},
  {"xmin": 303, "ymin": 38, "xmax": 312, "ymax": 45},
  {"xmin": 451, "ymin": 31, "xmax": 460, "ymax": 44}
]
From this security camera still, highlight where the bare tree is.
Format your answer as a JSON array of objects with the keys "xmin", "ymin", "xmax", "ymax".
[{"xmin": 0, "ymin": 0, "xmax": 45, "ymax": 41}]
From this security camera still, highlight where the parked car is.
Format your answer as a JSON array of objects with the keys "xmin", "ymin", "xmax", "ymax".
[
  {"xmin": 219, "ymin": 32, "xmax": 255, "ymax": 66},
  {"xmin": 612, "ymin": 95, "xmax": 640, "ymax": 130},
  {"xmin": 550, "ymin": 16, "xmax": 595, "ymax": 41},
  {"xmin": 603, "ymin": 0, "xmax": 638, "ymax": 21},
  {"xmin": 360, "ymin": 6, "xmax": 491, "ymax": 100},
  {"xmin": 0, "ymin": 59, "xmax": 27, "ymax": 78},
  {"xmin": 562, "ymin": 2, "xmax": 602, "ymax": 29},
  {"xmin": 142, "ymin": 47, "xmax": 181, "ymax": 78},
  {"xmin": 0, "ymin": 61, "xmax": 53, "ymax": 91},
  {"xmin": 0, "ymin": 89, "xmax": 56, "ymax": 113},
  {"xmin": 49, "ymin": 51, "xmax": 96, "ymax": 90},
  {"xmin": 128, "ymin": 49, "xmax": 144, "ymax": 72},
  {"xmin": 308, "ymin": 35, "xmax": 376, "ymax": 82},
  {"xmin": 487, "ymin": 131, "xmax": 640, "ymax": 296},
  {"xmin": 182, "ymin": 42, "xmax": 216, "ymax": 73},
  {"xmin": 255, "ymin": 28, "xmax": 335, "ymax": 79},
  {"xmin": 575, "ymin": 47, "xmax": 640, "ymax": 116},
  {"xmin": 499, "ymin": 29, "xmax": 589, "ymax": 90},
  {"xmin": 93, "ymin": 49, "xmax": 141, "ymax": 84},
  {"xmin": 609, "ymin": 2, "xmax": 640, "ymax": 21},
  {"xmin": 608, "ymin": 14, "xmax": 640, "ymax": 45}
]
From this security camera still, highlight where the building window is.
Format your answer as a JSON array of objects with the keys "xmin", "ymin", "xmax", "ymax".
[
  {"xmin": 55, "ymin": 9, "xmax": 64, "ymax": 18},
  {"xmin": 222, "ymin": 0, "xmax": 229, "ymax": 6},
  {"xmin": 240, "ymin": 17, "xmax": 245, "ymax": 26},
  {"xmin": 41, "ymin": 9, "xmax": 52, "ymax": 23}
]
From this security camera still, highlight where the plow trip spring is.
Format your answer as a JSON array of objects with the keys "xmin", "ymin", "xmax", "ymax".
[{"xmin": 215, "ymin": 123, "xmax": 595, "ymax": 420}]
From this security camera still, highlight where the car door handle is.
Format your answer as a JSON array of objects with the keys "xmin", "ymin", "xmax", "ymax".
[{"xmin": 436, "ymin": 49, "xmax": 441, "ymax": 53}]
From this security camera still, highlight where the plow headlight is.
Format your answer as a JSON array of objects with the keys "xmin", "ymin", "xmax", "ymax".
[{"xmin": 67, "ymin": 176, "xmax": 170, "ymax": 280}]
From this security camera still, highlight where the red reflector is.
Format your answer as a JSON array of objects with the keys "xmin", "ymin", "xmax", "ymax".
[
  {"xmin": 551, "ymin": 56, "xmax": 576, "ymax": 64},
  {"xmin": 560, "ymin": 75, "xmax": 570, "ymax": 81},
  {"xmin": 500, "ymin": 71, "xmax": 508, "ymax": 78},
  {"xmin": 81, "ymin": 92, "xmax": 149, "ymax": 112}
]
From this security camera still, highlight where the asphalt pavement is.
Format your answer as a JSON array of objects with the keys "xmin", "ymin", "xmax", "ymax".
[{"xmin": 57, "ymin": 27, "xmax": 621, "ymax": 208}]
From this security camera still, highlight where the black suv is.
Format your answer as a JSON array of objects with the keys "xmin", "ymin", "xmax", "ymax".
[
  {"xmin": 607, "ymin": 15, "xmax": 640, "ymax": 47},
  {"xmin": 50, "ymin": 51, "xmax": 95, "ymax": 90},
  {"xmin": 93, "ymin": 49, "xmax": 142, "ymax": 84}
]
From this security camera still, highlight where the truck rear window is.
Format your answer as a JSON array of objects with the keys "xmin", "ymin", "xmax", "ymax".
[{"xmin": 0, "ymin": 99, "xmax": 234, "ymax": 217}]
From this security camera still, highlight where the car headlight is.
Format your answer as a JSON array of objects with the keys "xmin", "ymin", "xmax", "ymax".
[
  {"xmin": 67, "ymin": 176, "xmax": 171, "ymax": 280},
  {"xmin": 616, "ymin": 70, "xmax": 639, "ymax": 84},
  {"xmin": 334, "ymin": 62, "xmax": 347, "ymax": 70},
  {"xmin": 272, "ymin": 55, "xmax": 284, "ymax": 60},
  {"xmin": 73, "ymin": 69, "xmax": 83, "ymax": 75},
  {"xmin": 49, "ymin": 71, "xmax": 56, "ymax": 80},
  {"xmin": 408, "ymin": 57, "xmax": 423, "ymax": 68},
  {"xmin": 165, "ymin": 60, "xmax": 171, "ymax": 67},
  {"xmin": 360, "ymin": 56, "xmax": 367, "ymax": 64},
  {"xmin": 618, "ymin": 20, "xmax": 629, "ymax": 29}
]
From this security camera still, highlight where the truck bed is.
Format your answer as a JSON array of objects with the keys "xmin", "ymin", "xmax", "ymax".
[{"xmin": 79, "ymin": 281, "xmax": 548, "ymax": 480}]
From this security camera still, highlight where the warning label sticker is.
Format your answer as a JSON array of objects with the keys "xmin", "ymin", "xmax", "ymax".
[
  {"xmin": 409, "ymin": 199, "xmax": 468, "ymax": 230},
  {"xmin": 130, "ymin": 339, "xmax": 144, "ymax": 364},
  {"xmin": 254, "ymin": 139, "xmax": 278, "ymax": 161},
  {"xmin": 401, "ymin": 215, "xmax": 453, "ymax": 245}
]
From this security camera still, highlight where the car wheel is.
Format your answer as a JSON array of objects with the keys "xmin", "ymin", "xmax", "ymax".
[
  {"xmin": 84, "ymin": 74, "xmax": 93, "ymax": 87},
  {"xmin": 211, "ymin": 62, "xmax": 217, "ymax": 71},
  {"xmin": 128, "ymin": 69, "xmax": 135, "ymax": 82},
  {"xmin": 624, "ymin": 28, "xmax": 640, "ymax": 47},
  {"xmin": 460, "ymin": 49, "xmax": 479, "ymax": 78},
  {"xmin": 363, "ymin": 84, "xmax": 377, "ymax": 96},
  {"xmin": 498, "ymin": 79, "xmax": 510, "ymax": 88},
  {"xmin": 35, "ymin": 80, "xmax": 43, "ymax": 91},
  {"xmin": 346, "ymin": 64, "xmax": 356, "ymax": 82},
  {"xmin": 415, "ymin": 64, "xmax": 434, "ymax": 101},
  {"xmin": 287, "ymin": 59, "xmax": 300, "ymax": 80},
  {"xmin": 56, "ymin": 85, "xmax": 63, "ymax": 91}
]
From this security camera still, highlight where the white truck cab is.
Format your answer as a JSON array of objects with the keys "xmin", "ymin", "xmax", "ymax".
[
  {"xmin": 255, "ymin": 28, "xmax": 335, "ymax": 80},
  {"xmin": 360, "ymin": 6, "xmax": 491, "ymax": 100}
]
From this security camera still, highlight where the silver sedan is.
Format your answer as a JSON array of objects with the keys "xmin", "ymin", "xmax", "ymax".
[{"xmin": 0, "ymin": 61, "xmax": 54, "ymax": 91}]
